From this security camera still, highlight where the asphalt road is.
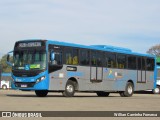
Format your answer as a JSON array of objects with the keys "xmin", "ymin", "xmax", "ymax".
[{"xmin": 0, "ymin": 90, "xmax": 160, "ymax": 120}]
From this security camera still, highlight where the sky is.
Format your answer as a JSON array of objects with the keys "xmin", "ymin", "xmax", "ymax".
[{"xmin": 0, "ymin": 0, "xmax": 160, "ymax": 56}]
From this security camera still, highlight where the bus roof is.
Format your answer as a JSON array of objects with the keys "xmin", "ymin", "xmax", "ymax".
[
  {"xmin": 47, "ymin": 40, "xmax": 155, "ymax": 58},
  {"xmin": 18, "ymin": 39, "xmax": 155, "ymax": 58}
]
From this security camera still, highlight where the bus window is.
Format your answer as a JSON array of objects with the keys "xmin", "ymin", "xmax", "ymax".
[
  {"xmin": 97, "ymin": 52, "xmax": 104, "ymax": 67},
  {"xmin": 138, "ymin": 57, "xmax": 142, "ymax": 70},
  {"xmin": 117, "ymin": 54, "xmax": 126, "ymax": 69},
  {"xmin": 107, "ymin": 53, "xmax": 117, "ymax": 68},
  {"xmin": 146, "ymin": 58, "xmax": 154, "ymax": 71},
  {"xmin": 72, "ymin": 49, "xmax": 79, "ymax": 65},
  {"xmin": 142, "ymin": 57, "xmax": 146, "ymax": 70},
  {"xmin": 80, "ymin": 49, "xmax": 89, "ymax": 65},
  {"xmin": 65, "ymin": 49, "xmax": 73, "ymax": 65},
  {"xmin": 91, "ymin": 51, "xmax": 97, "ymax": 66},
  {"xmin": 52, "ymin": 51, "xmax": 62, "ymax": 65},
  {"xmin": 128, "ymin": 56, "xmax": 136, "ymax": 70}
]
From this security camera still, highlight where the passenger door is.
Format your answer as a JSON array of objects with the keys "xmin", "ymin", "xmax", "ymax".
[
  {"xmin": 137, "ymin": 57, "xmax": 146, "ymax": 83},
  {"xmin": 90, "ymin": 51, "xmax": 103, "ymax": 82}
]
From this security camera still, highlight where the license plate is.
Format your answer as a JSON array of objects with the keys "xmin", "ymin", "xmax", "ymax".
[{"xmin": 21, "ymin": 84, "xmax": 27, "ymax": 88}]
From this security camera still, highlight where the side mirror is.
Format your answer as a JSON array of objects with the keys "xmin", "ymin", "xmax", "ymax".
[
  {"xmin": 6, "ymin": 51, "xmax": 13, "ymax": 66},
  {"xmin": 50, "ymin": 52, "xmax": 55, "ymax": 61},
  {"xmin": 7, "ymin": 54, "xmax": 10, "ymax": 62}
]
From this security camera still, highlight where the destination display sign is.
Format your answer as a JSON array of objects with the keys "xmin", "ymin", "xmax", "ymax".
[{"xmin": 18, "ymin": 42, "xmax": 42, "ymax": 48}]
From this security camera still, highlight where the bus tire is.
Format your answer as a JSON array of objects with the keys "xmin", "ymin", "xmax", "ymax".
[
  {"xmin": 96, "ymin": 92, "xmax": 110, "ymax": 97},
  {"xmin": 35, "ymin": 90, "xmax": 48, "ymax": 97},
  {"xmin": 119, "ymin": 82, "xmax": 134, "ymax": 97},
  {"xmin": 63, "ymin": 80, "xmax": 75, "ymax": 97},
  {"xmin": 2, "ymin": 85, "xmax": 7, "ymax": 90},
  {"xmin": 153, "ymin": 86, "xmax": 160, "ymax": 94},
  {"xmin": 119, "ymin": 92, "xmax": 125, "ymax": 97}
]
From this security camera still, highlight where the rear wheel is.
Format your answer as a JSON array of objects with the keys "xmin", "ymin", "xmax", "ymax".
[
  {"xmin": 153, "ymin": 86, "xmax": 160, "ymax": 94},
  {"xmin": 62, "ymin": 80, "xmax": 75, "ymax": 97},
  {"xmin": 119, "ymin": 82, "xmax": 134, "ymax": 97},
  {"xmin": 96, "ymin": 92, "xmax": 110, "ymax": 97},
  {"xmin": 119, "ymin": 92, "xmax": 125, "ymax": 97},
  {"xmin": 35, "ymin": 90, "xmax": 48, "ymax": 97}
]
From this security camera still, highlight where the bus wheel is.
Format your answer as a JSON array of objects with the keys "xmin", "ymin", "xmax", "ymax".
[
  {"xmin": 96, "ymin": 92, "xmax": 110, "ymax": 97},
  {"xmin": 2, "ymin": 85, "xmax": 7, "ymax": 90},
  {"xmin": 35, "ymin": 90, "xmax": 48, "ymax": 97},
  {"xmin": 119, "ymin": 82, "xmax": 134, "ymax": 97},
  {"xmin": 153, "ymin": 86, "xmax": 160, "ymax": 94},
  {"xmin": 62, "ymin": 80, "xmax": 75, "ymax": 97}
]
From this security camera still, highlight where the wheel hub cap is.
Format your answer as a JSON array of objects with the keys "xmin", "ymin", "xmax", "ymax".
[
  {"xmin": 128, "ymin": 86, "xmax": 133, "ymax": 94},
  {"xmin": 155, "ymin": 88, "xmax": 160, "ymax": 93},
  {"xmin": 67, "ymin": 85, "xmax": 73, "ymax": 93}
]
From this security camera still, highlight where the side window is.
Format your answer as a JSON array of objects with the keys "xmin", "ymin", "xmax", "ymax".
[
  {"xmin": 147, "ymin": 58, "xmax": 154, "ymax": 71},
  {"xmin": 72, "ymin": 49, "xmax": 79, "ymax": 65},
  {"xmin": 107, "ymin": 53, "xmax": 117, "ymax": 68},
  {"xmin": 97, "ymin": 52, "xmax": 104, "ymax": 67},
  {"xmin": 91, "ymin": 51, "xmax": 97, "ymax": 66},
  {"xmin": 138, "ymin": 57, "xmax": 142, "ymax": 70},
  {"xmin": 105, "ymin": 53, "xmax": 108, "ymax": 67},
  {"xmin": 142, "ymin": 57, "xmax": 146, "ymax": 70},
  {"xmin": 64, "ymin": 48, "xmax": 79, "ymax": 65},
  {"xmin": 80, "ymin": 49, "xmax": 89, "ymax": 65},
  {"xmin": 54, "ymin": 51, "xmax": 62, "ymax": 65},
  {"xmin": 65, "ymin": 49, "xmax": 73, "ymax": 65},
  {"xmin": 117, "ymin": 54, "xmax": 126, "ymax": 69},
  {"xmin": 50, "ymin": 50, "xmax": 62, "ymax": 65},
  {"xmin": 128, "ymin": 56, "xmax": 136, "ymax": 70}
]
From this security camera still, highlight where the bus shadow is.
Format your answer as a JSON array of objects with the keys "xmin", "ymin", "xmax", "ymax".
[
  {"xmin": 134, "ymin": 91, "xmax": 154, "ymax": 94},
  {"xmin": 6, "ymin": 94, "xmax": 64, "ymax": 98},
  {"xmin": 6, "ymin": 94, "xmax": 119, "ymax": 98}
]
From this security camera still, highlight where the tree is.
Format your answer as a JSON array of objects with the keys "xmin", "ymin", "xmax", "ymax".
[
  {"xmin": 0, "ymin": 55, "xmax": 12, "ymax": 72},
  {"xmin": 147, "ymin": 44, "xmax": 160, "ymax": 56}
]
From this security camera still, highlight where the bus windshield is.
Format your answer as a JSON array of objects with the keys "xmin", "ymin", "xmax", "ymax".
[{"xmin": 13, "ymin": 50, "xmax": 46, "ymax": 70}]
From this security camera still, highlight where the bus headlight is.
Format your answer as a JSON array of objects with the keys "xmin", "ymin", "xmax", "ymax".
[{"xmin": 36, "ymin": 76, "xmax": 46, "ymax": 83}]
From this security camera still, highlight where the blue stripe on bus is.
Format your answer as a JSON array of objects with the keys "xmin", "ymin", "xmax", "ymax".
[{"xmin": 67, "ymin": 71, "xmax": 84, "ymax": 77}]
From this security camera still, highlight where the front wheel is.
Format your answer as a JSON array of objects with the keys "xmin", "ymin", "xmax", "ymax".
[
  {"xmin": 35, "ymin": 90, "xmax": 48, "ymax": 97},
  {"xmin": 119, "ymin": 82, "xmax": 134, "ymax": 97},
  {"xmin": 62, "ymin": 80, "xmax": 75, "ymax": 97}
]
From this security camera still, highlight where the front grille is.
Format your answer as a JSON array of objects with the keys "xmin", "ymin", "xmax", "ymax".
[
  {"xmin": 15, "ymin": 82, "xmax": 35, "ymax": 88},
  {"xmin": 13, "ymin": 70, "xmax": 44, "ymax": 77}
]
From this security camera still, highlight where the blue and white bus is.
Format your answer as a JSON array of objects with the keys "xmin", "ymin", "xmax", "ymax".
[{"xmin": 7, "ymin": 40, "xmax": 156, "ymax": 97}]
